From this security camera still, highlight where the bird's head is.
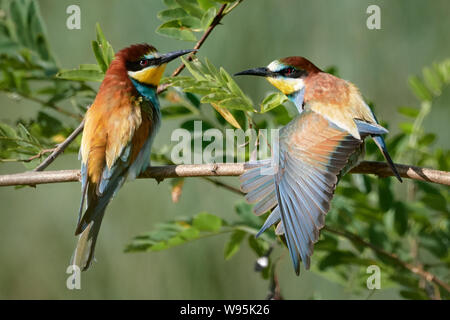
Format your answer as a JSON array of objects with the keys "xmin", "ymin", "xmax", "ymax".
[
  {"xmin": 235, "ymin": 56, "xmax": 321, "ymax": 96},
  {"xmin": 116, "ymin": 44, "xmax": 195, "ymax": 87}
]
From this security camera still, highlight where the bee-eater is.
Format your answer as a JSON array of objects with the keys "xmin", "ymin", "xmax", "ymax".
[
  {"xmin": 72, "ymin": 44, "xmax": 194, "ymax": 271},
  {"xmin": 235, "ymin": 57, "xmax": 402, "ymax": 274}
]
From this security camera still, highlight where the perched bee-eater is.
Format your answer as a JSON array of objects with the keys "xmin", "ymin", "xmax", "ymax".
[
  {"xmin": 235, "ymin": 57, "xmax": 402, "ymax": 274},
  {"xmin": 73, "ymin": 44, "xmax": 194, "ymax": 271}
]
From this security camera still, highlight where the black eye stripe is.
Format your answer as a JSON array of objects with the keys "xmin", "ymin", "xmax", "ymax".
[
  {"xmin": 278, "ymin": 67, "xmax": 307, "ymax": 78},
  {"xmin": 126, "ymin": 57, "xmax": 161, "ymax": 72}
]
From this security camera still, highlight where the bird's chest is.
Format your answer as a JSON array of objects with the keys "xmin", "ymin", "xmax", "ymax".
[{"xmin": 130, "ymin": 92, "xmax": 161, "ymax": 135}]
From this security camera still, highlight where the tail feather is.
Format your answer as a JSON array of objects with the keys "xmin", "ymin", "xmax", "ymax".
[
  {"xmin": 71, "ymin": 205, "xmax": 106, "ymax": 271},
  {"xmin": 72, "ymin": 174, "xmax": 124, "ymax": 271},
  {"xmin": 372, "ymin": 135, "xmax": 403, "ymax": 182},
  {"xmin": 354, "ymin": 118, "xmax": 402, "ymax": 183}
]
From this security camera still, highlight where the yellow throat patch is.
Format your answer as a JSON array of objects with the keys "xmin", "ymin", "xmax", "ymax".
[
  {"xmin": 129, "ymin": 64, "xmax": 167, "ymax": 86},
  {"xmin": 267, "ymin": 77, "xmax": 304, "ymax": 95}
]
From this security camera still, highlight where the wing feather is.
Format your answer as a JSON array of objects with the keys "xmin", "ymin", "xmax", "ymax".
[{"xmin": 240, "ymin": 110, "xmax": 363, "ymax": 273}]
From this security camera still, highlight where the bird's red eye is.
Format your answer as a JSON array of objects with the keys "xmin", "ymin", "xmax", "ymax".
[
  {"xmin": 286, "ymin": 67, "xmax": 294, "ymax": 75},
  {"xmin": 140, "ymin": 59, "xmax": 148, "ymax": 67}
]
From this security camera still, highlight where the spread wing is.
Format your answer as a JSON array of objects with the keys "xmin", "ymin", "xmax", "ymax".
[{"xmin": 240, "ymin": 110, "xmax": 362, "ymax": 274}]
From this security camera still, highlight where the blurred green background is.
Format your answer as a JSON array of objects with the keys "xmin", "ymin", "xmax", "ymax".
[{"xmin": 0, "ymin": 0, "xmax": 449, "ymax": 299}]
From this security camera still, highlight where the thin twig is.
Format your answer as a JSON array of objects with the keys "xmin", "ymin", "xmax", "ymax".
[
  {"xmin": 1, "ymin": 161, "xmax": 449, "ymax": 187},
  {"xmin": 201, "ymin": 176, "xmax": 242, "ymax": 195},
  {"xmin": 323, "ymin": 225, "xmax": 450, "ymax": 294},
  {"xmin": 33, "ymin": 120, "xmax": 85, "ymax": 171},
  {"xmin": 267, "ymin": 254, "xmax": 283, "ymax": 300},
  {"xmin": 349, "ymin": 161, "xmax": 450, "ymax": 185},
  {"xmin": 3, "ymin": 148, "xmax": 56, "ymax": 164}
]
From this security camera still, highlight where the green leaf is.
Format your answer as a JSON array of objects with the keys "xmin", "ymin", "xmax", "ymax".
[
  {"xmin": 324, "ymin": 66, "xmax": 339, "ymax": 76},
  {"xmin": 170, "ymin": 58, "xmax": 255, "ymax": 113},
  {"xmin": 192, "ymin": 212, "xmax": 222, "ymax": 232},
  {"xmin": 368, "ymin": 224, "xmax": 386, "ymax": 249},
  {"xmin": 318, "ymin": 251, "xmax": 357, "ymax": 270},
  {"xmin": 314, "ymin": 234, "xmax": 338, "ymax": 251},
  {"xmin": 248, "ymin": 235, "xmax": 269, "ymax": 257},
  {"xmin": 235, "ymin": 202, "xmax": 261, "ymax": 229},
  {"xmin": 36, "ymin": 111, "xmax": 63, "ymax": 137},
  {"xmin": 399, "ymin": 290, "xmax": 428, "ymax": 300},
  {"xmin": 10, "ymin": 0, "xmax": 31, "ymax": 47},
  {"xmin": 378, "ymin": 179, "xmax": 393, "ymax": 211},
  {"xmin": 78, "ymin": 64, "xmax": 102, "ymax": 71},
  {"xmin": 185, "ymin": 92, "xmax": 201, "ymax": 108},
  {"xmin": 397, "ymin": 106, "xmax": 419, "ymax": 118},
  {"xmin": 219, "ymin": 97, "xmax": 253, "ymax": 111},
  {"xmin": 422, "ymin": 66, "xmax": 442, "ymax": 95},
  {"xmin": 181, "ymin": 119, "xmax": 215, "ymax": 132},
  {"xmin": 91, "ymin": 40, "xmax": 107, "ymax": 73},
  {"xmin": 125, "ymin": 213, "xmax": 228, "ymax": 253},
  {"xmin": 224, "ymin": 230, "xmax": 246, "ymax": 260},
  {"xmin": 399, "ymin": 122, "xmax": 413, "ymax": 134},
  {"xmin": 421, "ymin": 193, "xmax": 447, "ymax": 212},
  {"xmin": 156, "ymin": 25, "xmax": 197, "ymax": 41},
  {"xmin": 163, "ymin": 0, "xmax": 180, "ymax": 9},
  {"xmin": 175, "ymin": 0, "xmax": 204, "ymax": 19},
  {"xmin": 201, "ymin": 7, "xmax": 217, "ymax": 29},
  {"xmin": 179, "ymin": 16, "xmax": 203, "ymax": 29},
  {"xmin": 57, "ymin": 69, "xmax": 104, "ymax": 82},
  {"xmin": 95, "ymin": 23, "xmax": 114, "ymax": 67},
  {"xmin": 221, "ymin": 68, "xmax": 247, "ymax": 98},
  {"xmin": 198, "ymin": 0, "xmax": 216, "ymax": 10},
  {"xmin": 89, "ymin": 24, "xmax": 115, "ymax": 72},
  {"xmin": 201, "ymin": 91, "xmax": 230, "ymax": 104},
  {"xmin": 408, "ymin": 76, "xmax": 432, "ymax": 102},
  {"xmin": 0, "ymin": 40, "xmax": 22, "ymax": 55},
  {"xmin": 418, "ymin": 133, "xmax": 436, "ymax": 146},
  {"xmin": 182, "ymin": 57, "xmax": 206, "ymax": 80},
  {"xmin": 158, "ymin": 8, "xmax": 189, "ymax": 21},
  {"xmin": 260, "ymin": 92, "xmax": 288, "ymax": 113},
  {"xmin": 394, "ymin": 202, "xmax": 408, "ymax": 235}
]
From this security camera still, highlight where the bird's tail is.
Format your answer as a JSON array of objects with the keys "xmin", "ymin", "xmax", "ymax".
[
  {"xmin": 372, "ymin": 135, "xmax": 403, "ymax": 182},
  {"xmin": 354, "ymin": 118, "xmax": 402, "ymax": 182},
  {"xmin": 71, "ymin": 178, "xmax": 120, "ymax": 271},
  {"xmin": 71, "ymin": 203, "xmax": 107, "ymax": 271}
]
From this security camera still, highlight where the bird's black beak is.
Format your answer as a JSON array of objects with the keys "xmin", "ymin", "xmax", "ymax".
[
  {"xmin": 156, "ymin": 49, "xmax": 197, "ymax": 65},
  {"xmin": 234, "ymin": 67, "xmax": 273, "ymax": 77}
]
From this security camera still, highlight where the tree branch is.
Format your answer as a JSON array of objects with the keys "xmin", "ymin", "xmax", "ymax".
[
  {"xmin": 349, "ymin": 161, "xmax": 450, "ymax": 185},
  {"xmin": 201, "ymin": 176, "xmax": 242, "ymax": 195},
  {"xmin": 1, "ymin": 161, "xmax": 449, "ymax": 187},
  {"xmin": 33, "ymin": 120, "xmax": 85, "ymax": 172}
]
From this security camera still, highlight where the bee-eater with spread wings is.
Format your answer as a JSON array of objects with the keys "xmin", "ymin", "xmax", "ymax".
[
  {"xmin": 72, "ymin": 44, "xmax": 194, "ymax": 271},
  {"xmin": 235, "ymin": 57, "xmax": 402, "ymax": 274}
]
